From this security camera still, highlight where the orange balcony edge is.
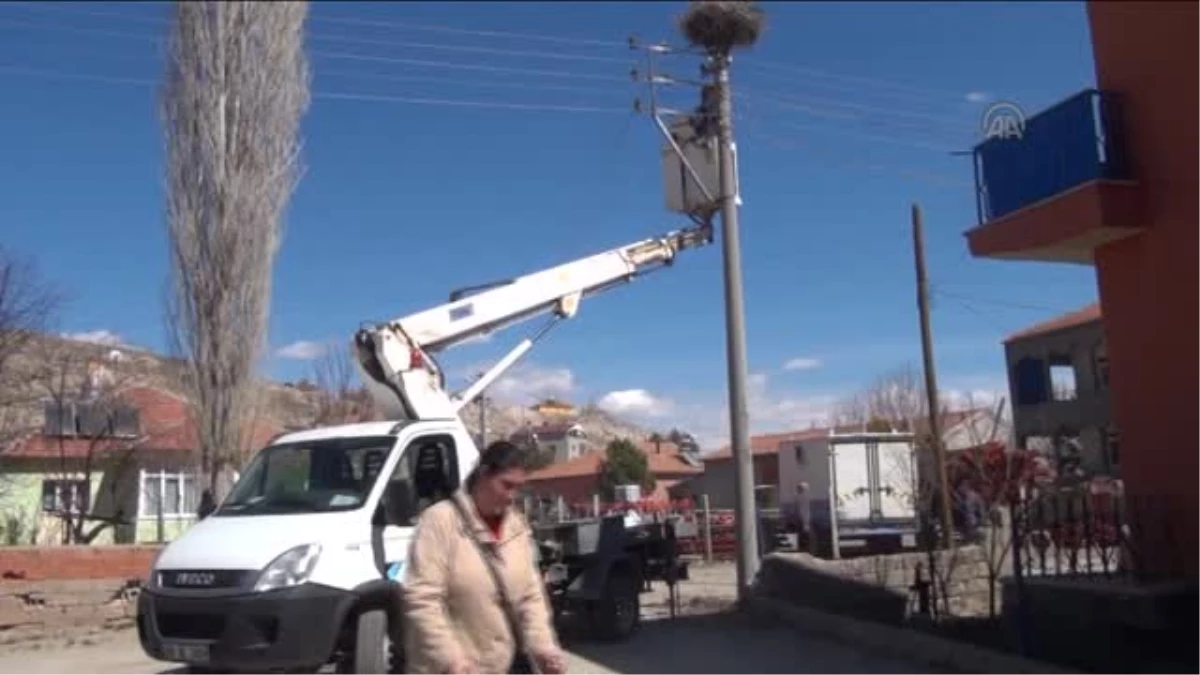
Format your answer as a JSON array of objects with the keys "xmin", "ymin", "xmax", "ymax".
[{"xmin": 965, "ymin": 179, "xmax": 1144, "ymax": 265}]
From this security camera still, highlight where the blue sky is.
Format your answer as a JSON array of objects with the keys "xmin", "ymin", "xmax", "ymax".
[{"xmin": 0, "ymin": 1, "xmax": 1100, "ymax": 448}]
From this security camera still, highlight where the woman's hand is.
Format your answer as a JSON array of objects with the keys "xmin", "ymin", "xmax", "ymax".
[
  {"xmin": 447, "ymin": 658, "xmax": 478, "ymax": 674},
  {"xmin": 532, "ymin": 648, "xmax": 568, "ymax": 674}
]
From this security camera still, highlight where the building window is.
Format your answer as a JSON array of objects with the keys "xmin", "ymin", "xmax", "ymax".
[
  {"xmin": 794, "ymin": 445, "xmax": 805, "ymax": 465},
  {"xmin": 1049, "ymin": 354, "xmax": 1077, "ymax": 401},
  {"xmin": 139, "ymin": 470, "xmax": 199, "ymax": 518},
  {"xmin": 1013, "ymin": 357, "xmax": 1048, "ymax": 405},
  {"xmin": 1105, "ymin": 428, "xmax": 1120, "ymax": 469},
  {"xmin": 42, "ymin": 479, "xmax": 90, "ymax": 513},
  {"xmin": 1094, "ymin": 342, "xmax": 1109, "ymax": 392}
]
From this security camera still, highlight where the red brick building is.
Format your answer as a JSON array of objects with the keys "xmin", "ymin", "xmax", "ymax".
[
  {"xmin": 524, "ymin": 439, "xmax": 701, "ymax": 505},
  {"xmin": 963, "ymin": 2, "xmax": 1196, "ymax": 578}
]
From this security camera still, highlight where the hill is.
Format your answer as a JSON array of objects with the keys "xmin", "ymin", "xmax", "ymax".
[{"xmin": 1, "ymin": 334, "xmax": 649, "ymax": 455}]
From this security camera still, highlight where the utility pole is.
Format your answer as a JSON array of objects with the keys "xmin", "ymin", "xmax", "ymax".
[
  {"xmin": 681, "ymin": 1, "xmax": 765, "ymax": 604},
  {"xmin": 709, "ymin": 54, "xmax": 759, "ymax": 601},
  {"xmin": 633, "ymin": 2, "xmax": 764, "ymax": 603},
  {"xmin": 912, "ymin": 203, "xmax": 955, "ymax": 550}
]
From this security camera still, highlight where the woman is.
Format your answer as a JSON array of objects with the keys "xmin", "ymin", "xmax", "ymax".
[{"xmin": 403, "ymin": 441, "xmax": 567, "ymax": 675}]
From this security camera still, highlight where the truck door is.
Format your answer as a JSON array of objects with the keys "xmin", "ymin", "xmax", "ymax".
[
  {"xmin": 832, "ymin": 441, "xmax": 872, "ymax": 523},
  {"xmin": 373, "ymin": 433, "xmax": 460, "ymax": 581},
  {"xmin": 876, "ymin": 440, "xmax": 916, "ymax": 520}
]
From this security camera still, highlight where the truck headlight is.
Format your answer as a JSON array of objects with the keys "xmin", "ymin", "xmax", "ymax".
[{"xmin": 254, "ymin": 544, "xmax": 322, "ymax": 592}]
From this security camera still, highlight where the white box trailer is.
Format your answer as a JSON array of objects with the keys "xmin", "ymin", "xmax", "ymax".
[{"xmin": 778, "ymin": 431, "xmax": 920, "ymax": 559}]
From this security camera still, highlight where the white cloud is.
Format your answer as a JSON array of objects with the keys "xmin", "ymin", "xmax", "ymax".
[
  {"xmin": 459, "ymin": 333, "xmax": 493, "ymax": 346},
  {"xmin": 62, "ymin": 330, "xmax": 126, "ymax": 347},
  {"xmin": 965, "ymin": 91, "xmax": 992, "ymax": 104},
  {"xmin": 490, "ymin": 364, "xmax": 575, "ymax": 403},
  {"xmin": 656, "ymin": 373, "xmax": 839, "ymax": 453},
  {"xmin": 597, "ymin": 389, "xmax": 672, "ymax": 418},
  {"xmin": 782, "ymin": 357, "xmax": 822, "ymax": 372},
  {"xmin": 276, "ymin": 340, "xmax": 326, "ymax": 361}
]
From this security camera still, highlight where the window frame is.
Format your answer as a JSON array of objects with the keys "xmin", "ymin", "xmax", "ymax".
[
  {"xmin": 138, "ymin": 469, "xmax": 199, "ymax": 519},
  {"xmin": 41, "ymin": 478, "xmax": 91, "ymax": 514}
]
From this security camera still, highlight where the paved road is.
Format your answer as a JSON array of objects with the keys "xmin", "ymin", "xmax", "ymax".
[{"xmin": 0, "ymin": 612, "xmax": 924, "ymax": 674}]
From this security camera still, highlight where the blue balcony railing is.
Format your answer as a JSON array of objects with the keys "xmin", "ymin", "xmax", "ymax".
[{"xmin": 973, "ymin": 89, "xmax": 1130, "ymax": 225}]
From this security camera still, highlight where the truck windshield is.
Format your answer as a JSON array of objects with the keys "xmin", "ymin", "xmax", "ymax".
[{"xmin": 215, "ymin": 436, "xmax": 395, "ymax": 516}]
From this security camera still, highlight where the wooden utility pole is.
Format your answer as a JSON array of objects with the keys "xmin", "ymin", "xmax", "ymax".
[{"xmin": 912, "ymin": 203, "xmax": 955, "ymax": 549}]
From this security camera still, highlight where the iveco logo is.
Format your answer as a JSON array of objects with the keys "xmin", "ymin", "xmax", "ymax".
[{"xmin": 173, "ymin": 572, "xmax": 216, "ymax": 587}]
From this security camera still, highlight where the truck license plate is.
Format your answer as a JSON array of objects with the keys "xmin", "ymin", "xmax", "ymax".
[{"xmin": 163, "ymin": 641, "xmax": 210, "ymax": 664}]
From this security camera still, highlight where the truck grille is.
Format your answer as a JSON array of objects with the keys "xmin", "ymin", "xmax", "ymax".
[
  {"xmin": 158, "ymin": 569, "xmax": 253, "ymax": 590},
  {"xmin": 157, "ymin": 612, "xmax": 226, "ymax": 640}
]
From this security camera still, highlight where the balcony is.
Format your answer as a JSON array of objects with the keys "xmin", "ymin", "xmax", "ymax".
[{"xmin": 965, "ymin": 89, "xmax": 1143, "ymax": 264}]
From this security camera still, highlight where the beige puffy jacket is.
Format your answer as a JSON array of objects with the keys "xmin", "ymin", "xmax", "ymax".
[{"xmin": 402, "ymin": 491, "xmax": 559, "ymax": 674}]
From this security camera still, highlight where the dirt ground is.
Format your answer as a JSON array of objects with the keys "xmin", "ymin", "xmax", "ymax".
[{"xmin": 0, "ymin": 563, "xmax": 927, "ymax": 674}]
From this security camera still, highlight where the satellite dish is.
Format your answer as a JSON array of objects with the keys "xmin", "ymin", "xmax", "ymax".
[{"xmin": 107, "ymin": 349, "xmax": 124, "ymax": 362}]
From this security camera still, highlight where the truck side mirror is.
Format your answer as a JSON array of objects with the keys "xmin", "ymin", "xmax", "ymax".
[{"xmin": 197, "ymin": 490, "xmax": 216, "ymax": 520}]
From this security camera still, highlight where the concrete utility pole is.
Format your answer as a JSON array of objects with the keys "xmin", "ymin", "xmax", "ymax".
[
  {"xmin": 679, "ymin": 0, "xmax": 766, "ymax": 603},
  {"xmin": 911, "ymin": 203, "xmax": 955, "ymax": 550}
]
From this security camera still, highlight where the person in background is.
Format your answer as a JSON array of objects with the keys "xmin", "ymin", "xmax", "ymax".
[{"xmin": 403, "ymin": 441, "xmax": 567, "ymax": 675}]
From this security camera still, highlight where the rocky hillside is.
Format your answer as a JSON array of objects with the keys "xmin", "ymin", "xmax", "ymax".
[
  {"xmin": 2, "ymin": 334, "xmax": 649, "ymax": 449},
  {"xmin": 458, "ymin": 399, "xmax": 649, "ymax": 450}
]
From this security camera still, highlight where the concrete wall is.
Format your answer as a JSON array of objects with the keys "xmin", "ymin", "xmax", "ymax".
[
  {"xmin": 1005, "ymin": 319, "xmax": 1113, "ymax": 473},
  {"xmin": 756, "ymin": 545, "xmax": 999, "ymax": 623},
  {"xmin": 681, "ymin": 455, "xmax": 778, "ymax": 510}
]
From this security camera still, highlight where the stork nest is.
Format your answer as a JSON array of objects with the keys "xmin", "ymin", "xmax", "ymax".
[{"xmin": 679, "ymin": 1, "xmax": 766, "ymax": 54}]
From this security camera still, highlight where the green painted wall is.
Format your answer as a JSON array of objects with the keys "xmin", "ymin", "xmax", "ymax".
[
  {"xmin": 0, "ymin": 456, "xmax": 198, "ymax": 546},
  {"xmin": 0, "ymin": 460, "xmax": 111, "ymax": 545}
]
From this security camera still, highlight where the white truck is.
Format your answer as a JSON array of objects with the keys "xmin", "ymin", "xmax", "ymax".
[
  {"xmin": 135, "ymin": 223, "xmax": 712, "ymax": 673},
  {"xmin": 777, "ymin": 431, "xmax": 920, "ymax": 559}
]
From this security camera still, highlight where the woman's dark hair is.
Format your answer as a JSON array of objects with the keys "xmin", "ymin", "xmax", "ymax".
[{"xmin": 466, "ymin": 440, "xmax": 533, "ymax": 488}]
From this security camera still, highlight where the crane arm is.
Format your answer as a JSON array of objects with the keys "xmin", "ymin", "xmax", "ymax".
[{"xmin": 353, "ymin": 223, "xmax": 712, "ymax": 422}]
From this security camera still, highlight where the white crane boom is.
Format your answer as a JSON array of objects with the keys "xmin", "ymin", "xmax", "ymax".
[{"xmin": 353, "ymin": 223, "xmax": 712, "ymax": 422}]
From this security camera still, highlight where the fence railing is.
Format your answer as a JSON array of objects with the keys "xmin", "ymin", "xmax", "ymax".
[{"xmin": 1009, "ymin": 483, "xmax": 1177, "ymax": 583}]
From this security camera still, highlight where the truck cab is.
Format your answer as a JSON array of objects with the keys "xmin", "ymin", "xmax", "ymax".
[{"xmin": 137, "ymin": 420, "xmax": 477, "ymax": 673}]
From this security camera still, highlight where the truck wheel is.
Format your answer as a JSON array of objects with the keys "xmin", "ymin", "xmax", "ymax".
[
  {"xmin": 352, "ymin": 608, "xmax": 395, "ymax": 674},
  {"xmin": 588, "ymin": 572, "xmax": 641, "ymax": 641}
]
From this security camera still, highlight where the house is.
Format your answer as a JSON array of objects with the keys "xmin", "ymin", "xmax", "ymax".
[
  {"xmin": 0, "ymin": 385, "xmax": 283, "ymax": 546},
  {"xmin": 524, "ymin": 438, "xmax": 702, "ymax": 505},
  {"xmin": 960, "ymin": 1, "xmax": 1195, "ymax": 577},
  {"xmin": 675, "ymin": 410, "xmax": 1007, "ymax": 511},
  {"xmin": 529, "ymin": 399, "xmax": 577, "ymax": 419},
  {"xmin": 1004, "ymin": 303, "xmax": 1114, "ymax": 474},
  {"xmin": 509, "ymin": 422, "xmax": 589, "ymax": 464}
]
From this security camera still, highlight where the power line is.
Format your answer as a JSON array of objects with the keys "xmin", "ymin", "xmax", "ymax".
[
  {"xmin": 311, "ymin": 49, "xmax": 629, "ymax": 83},
  {"xmin": 741, "ymin": 86, "xmax": 975, "ymax": 134},
  {"xmin": 0, "ymin": 62, "xmax": 629, "ymax": 115},
  {"xmin": 740, "ymin": 126, "xmax": 970, "ymax": 190},
  {"xmin": 932, "ymin": 288, "xmax": 1071, "ymax": 314},
  {"xmin": 314, "ymin": 90, "xmax": 625, "ymax": 114},
  {"xmin": 310, "ymin": 14, "xmax": 628, "ymax": 50},
  {"xmin": 308, "ymin": 32, "xmax": 631, "ymax": 65},
  {"xmin": 315, "ymin": 67, "xmax": 626, "ymax": 98},
  {"xmin": 740, "ymin": 56, "xmax": 974, "ymax": 104},
  {"xmin": 1, "ymin": 2, "xmax": 995, "ymax": 115}
]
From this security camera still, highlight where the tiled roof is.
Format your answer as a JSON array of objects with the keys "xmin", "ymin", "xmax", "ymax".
[
  {"xmin": 7, "ymin": 385, "xmax": 285, "ymax": 459},
  {"xmin": 527, "ymin": 443, "xmax": 702, "ymax": 481},
  {"xmin": 705, "ymin": 411, "xmax": 989, "ymax": 461},
  {"xmin": 1005, "ymin": 302, "xmax": 1101, "ymax": 343}
]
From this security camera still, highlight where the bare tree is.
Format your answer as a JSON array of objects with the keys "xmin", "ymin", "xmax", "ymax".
[
  {"xmin": 32, "ymin": 340, "xmax": 144, "ymax": 545},
  {"xmin": 0, "ymin": 248, "xmax": 63, "ymax": 502},
  {"xmin": 310, "ymin": 340, "xmax": 375, "ymax": 426},
  {"xmin": 161, "ymin": 1, "xmax": 310, "ymax": 502}
]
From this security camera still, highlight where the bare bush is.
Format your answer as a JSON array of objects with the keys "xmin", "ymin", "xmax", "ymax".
[
  {"xmin": 31, "ymin": 341, "xmax": 144, "ymax": 544},
  {"xmin": 0, "ymin": 248, "xmax": 62, "ymax": 501},
  {"xmin": 161, "ymin": 1, "xmax": 310, "ymax": 501}
]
